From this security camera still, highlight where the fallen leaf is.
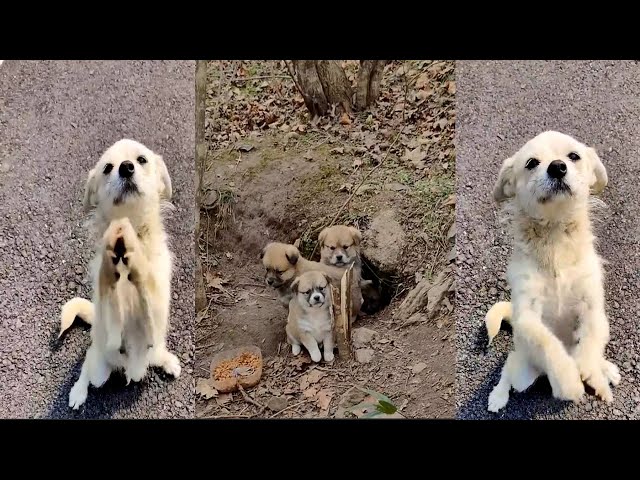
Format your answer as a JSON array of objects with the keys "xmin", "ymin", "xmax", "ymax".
[
  {"xmin": 236, "ymin": 144, "xmax": 254, "ymax": 152},
  {"xmin": 339, "ymin": 112, "xmax": 352, "ymax": 125},
  {"xmin": 355, "ymin": 184, "xmax": 376, "ymax": 196},
  {"xmin": 300, "ymin": 369, "xmax": 326, "ymax": 390},
  {"xmin": 415, "ymin": 72, "xmax": 430, "ymax": 89},
  {"xmin": 195, "ymin": 378, "xmax": 218, "ymax": 400},
  {"xmin": 216, "ymin": 393, "xmax": 232, "ymax": 406},
  {"xmin": 303, "ymin": 386, "xmax": 318, "ymax": 398},
  {"xmin": 205, "ymin": 272, "xmax": 228, "ymax": 291},
  {"xmin": 225, "ymin": 252, "xmax": 233, "ymax": 260},
  {"xmin": 447, "ymin": 81, "xmax": 456, "ymax": 95},
  {"xmin": 330, "ymin": 147, "xmax": 345, "ymax": 155},
  {"xmin": 315, "ymin": 388, "xmax": 334, "ymax": 411}
]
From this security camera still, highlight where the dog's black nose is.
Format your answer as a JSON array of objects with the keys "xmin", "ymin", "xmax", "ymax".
[
  {"xmin": 547, "ymin": 160, "xmax": 567, "ymax": 179},
  {"xmin": 267, "ymin": 278, "xmax": 274, "ymax": 285},
  {"xmin": 336, "ymin": 254, "xmax": 343, "ymax": 261},
  {"xmin": 119, "ymin": 160, "xmax": 135, "ymax": 178}
]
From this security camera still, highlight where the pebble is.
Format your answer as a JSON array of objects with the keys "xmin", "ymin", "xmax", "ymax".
[
  {"xmin": 614, "ymin": 409, "xmax": 623, "ymax": 417},
  {"xmin": 175, "ymin": 400, "xmax": 183, "ymax": 408}
]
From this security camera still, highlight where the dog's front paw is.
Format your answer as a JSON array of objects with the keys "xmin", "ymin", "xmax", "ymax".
[
  {"xmin": 69, "ymin": 381, "xmax": 88, "ymax": 410},
  {"xmin": 104, "ymin": 218, "xmax": 137, "ymax": 268},
  {"xmin": 576, "ymin": 353, "xmax": 614, "ymax": 403},
  {"xmin": 291, "ymin": 344, "xmax": 301, "ymax": 356},
  {"xmin": 309, "ymin": 349, "xmax": 322, "ymax": 363},
  {"xmin": 550, "ymin": 361, "xmax": 585, "ymax": 403},
  {"xmin": 488, "ymin": 385, "xmax": 509, "ymax": 412},
  {"xmin": 161, "ymin": 352, "xmax": 181, "ymax": 378},
  {"xmin": 323, "ymin": 350, "xmax": 335, "ymax": 363}
]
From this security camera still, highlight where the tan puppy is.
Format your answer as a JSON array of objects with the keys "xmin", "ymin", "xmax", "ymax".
[
  {"xmin": 261, "ymin": 242, "xmax": 344, "ymax": 306},
  {"xmin": 486, "ymin": 131, "xmax": 619, "ymax": 412},
  {"xmin": 286, "ymin": 271, "xmax": 334, "ymax": 363}
]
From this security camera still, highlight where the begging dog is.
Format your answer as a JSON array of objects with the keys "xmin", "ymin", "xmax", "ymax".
[
  {"xmin": 286, "ymin": 271, "xmax": 334, "ymax": 363},
  {"xmin": 318, "ymin": 224, "xmax": 381, "ymax": 315},
  {"xmin": 59, "ymin": 139, "xmax": 181, "ymax": 409},
  {"xmin": 486, "ymin": 130, "xmax": 620, "ymax": 412}
]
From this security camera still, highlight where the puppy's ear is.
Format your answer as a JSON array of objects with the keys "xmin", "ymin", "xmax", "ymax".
[
  {"xmin": 290, "ymin": 277, "xmax": 300, "ymax": 293},
  {"xmin": 83, "ymin": 168, "xmax": 98, "ymax": 212},
  {"xmin": 348, "ymin": 226, "xmax": 362, "ymax": 245},
  {"xmin": 587, "ymin": 147, "xmax": 608, "ymax": 194},
  {"xmin": 259, "ymin": 246, "xmax": 266, "ymax": 260},
  {"xmin": 156, "ymin": 155, "xmax": 173, "ymax": 200},
  {"xmin": 493, "ymin": 156, "xmax": 517, "ymax": 202},
  {"xmin": 285, "ymin": 245, "xmax": 299, "ymax": 266},
  {"xmin": 318, "ymin": 227, "xmax": 329, "ymax": 247}
]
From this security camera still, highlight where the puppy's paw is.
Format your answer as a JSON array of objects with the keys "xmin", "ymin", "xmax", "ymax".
[
  {"xmin": 69, "ymin": 381, "xmax": 88, "ymax": 410},
  {"xmin": 488, "ymin": 386, "xmax": 509, "ymax": 412},
  {"xmin": 291, "ymin": 344, "xmax": 301, "ymax": 356},
  {"xmin": 104, "ymin": 218, "xmax": 137, "ymax": 268},
  {"xmin": 603, "ymin": 359, "xmax": 621, "ymax": 386},
  {"xmin": 310, "ymin": 350, "xmax": 322, "ymax": 363},
  {"xmin": 323, "ymin": 351, "xmax": 335, "ymax": 363}
]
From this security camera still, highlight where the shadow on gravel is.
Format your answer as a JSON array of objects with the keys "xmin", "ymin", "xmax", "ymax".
[{"xmin": 458, "ymin": 325, "xmax": 572, "ymax": 420}]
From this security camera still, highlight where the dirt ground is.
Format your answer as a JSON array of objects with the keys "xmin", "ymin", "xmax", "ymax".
[{"xmin": 195, "ymin": 61, "xmax": 455, "ymax": 419}]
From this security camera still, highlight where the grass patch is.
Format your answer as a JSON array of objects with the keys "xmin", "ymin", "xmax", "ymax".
[{"xmin": 413, "ymin": 173, "xmax": 455, "ymax": 242}]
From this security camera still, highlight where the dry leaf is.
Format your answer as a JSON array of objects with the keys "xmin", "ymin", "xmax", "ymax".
[
  {"xmin": 447, "ymin": 81, "xmax": 456, "ymax": 95},
  {"xmin": 339, "ymin": 112, "xmax": 351, "ymax": 125},
  {"xmin": 195, "ymin": 378, "xmax": 218, "ymax": 400},
  {"xmin": 410, "ymin": 362, "xmax": 428, "ymax": 375},
  {"xmin": 300, "ymin": 369, "xmax": 326, "ymax": 390},
  {"xmin": 315, "ymin": 388, "xmax": 334, "ymax": 411},
  {"xmin": 303, "ymin": 150, "xmax": 314, "ymax": 161},
  {"xmin": 216, "ymin": 393, "xmax": 233, "ymax": 406},
  {"xmin": 303, "ymin": 386, "xmax": 318, "ymax": 398},
  {"xmin": 352, "ymin": 158, "xmax": 362, "ymax": 168},
  {"xmin": 415, "ymin": 72, "xmax": 430, "ymax": 89},
  {"xmin": 205, "ymin": 272, "xmax": 228, "ymax": 291}
]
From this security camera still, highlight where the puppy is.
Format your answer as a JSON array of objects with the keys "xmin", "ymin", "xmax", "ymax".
[
  {"xmin": 486, "ymin": 131, "xmax": 620, "ymax": 413},
  {"xmin": 318, "ymin": 224, "xmax": 382, "ymax": 315},
  {"xmin": 60, "ymin": 139, "xmax": 181, "ymax": 410},
  {"xmin": 261, "ymin": 242, "xmax": 345, "ymax": 306},
  {"xmin": 286, "ymin": 271, "xmax": 334, "ymax": 363}
]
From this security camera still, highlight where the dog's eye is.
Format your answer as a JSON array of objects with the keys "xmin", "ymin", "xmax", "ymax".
[
  {"xmin": 137, "ymin": 156, "xmax": 147, "ymax": 164},
  {"xmin": 525, "ymin": 158, "xmax": 540, "ymax": 170},
  {"xmin": 343, "ymin": 245, "xmax": 350, "ymax": 250},
  {"xmin": 329, "ymin": 246, "xmax": 336, "ymax": 251},
  {"xmin": 567, "ymin": 152, "xmax": 580, "ymax": 162},
  {"xmin": 103, "ymin": 163, "xmax": 113, "ymax": 174},
  {"xmin": 301, "ymin": 290, "xmax": 309, "ymax": 295}
]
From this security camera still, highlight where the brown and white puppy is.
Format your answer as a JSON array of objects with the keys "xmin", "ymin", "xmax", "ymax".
[
  {"xmin": 286, "ymin": 271, "xmax": 334, "ymax": 363},
  {"xmin": 318, "ymin": 224, "xmax": 380, "ymax": 316},
  {"xmin": 261, "ymin": 242, "xmax": 345, "ymax": 306}
]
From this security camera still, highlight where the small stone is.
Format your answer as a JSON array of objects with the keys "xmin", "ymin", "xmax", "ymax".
[
  {"xmin": 624, "ymin": 362, "xmax": 632, "ymax": 371},
  {"xmin": 352, "ymin": 327, "xmax": 377, "ymax": 347},
  {"xmin": 75, "ymin": 266, "xmax": 83, "ymax": 275},
  {"xmin": 488, "ymin": 287, "xmax": 497, "ymax": 296},
  {"xmin": 410, "ymin": 362, "xmax": 428, "ymax": 375},
  {"xmin": 355, "ymin": 348, "xmax": 374, "ymax": 364},
  {"xmin": 613, "ymin": 301, "xmax": 620, "ymax": 309},
  {"xmin": 267, "ymin": 396, "xmax": 288, "ymax": 412},
  {"xmin": 613, "ymin": 409, "xmax": 622, "ymax": 416},
  {"xmin": 584, "ymin": 403, "xmax": 592, "ymax": 412},
  {"xmin": 68, "ymin": 281, "xmax": 77, "ymax": 290},
  {"xmin": 175, "ymin": 400, "xmax": 183, "ymax": 408}
]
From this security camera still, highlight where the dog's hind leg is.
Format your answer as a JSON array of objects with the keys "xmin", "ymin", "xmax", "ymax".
[
  {"xmin": 69, "ymin": 343, "xmax": 111, "ymax": 409},
  {"xmin": 488, "ymin": 350, "xmax": 540, "ymax": 413}
]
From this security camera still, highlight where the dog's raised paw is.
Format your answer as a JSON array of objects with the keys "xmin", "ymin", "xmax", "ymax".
[
  {"xmin": 603, "ymin": 360, "xmax": 621, "ymax": 386},
  {"xmin": 488, "ymin": 386, "xmax": 509, "ymax": 412},
  {"xmin": 161, "ymin": 352, "xmax": 181, "ymax": 378}
]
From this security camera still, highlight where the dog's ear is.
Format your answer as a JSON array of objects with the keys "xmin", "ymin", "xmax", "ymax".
[
  {"xmin": 587, "ymin": 147, "xmax": 608, "ymax": 194},
  {"xmin": 83, "ymin": 168, "xmax": 98, "ymax": 212},
  {"xmin": 318, "ymin": 227, "xmax": 329, "ymax": 247},
  {"xmin": 156, "ymin": 155, "xmax": 173, "ymax": 200},
  {"xmin": 348, "ymin": 226, "xmax": 362, "ymax": 245},
  {"xmin": 259, "ymin": 246, "xmax": 267, "ymax": 260},
  {"xmin": 493, "ymin": 156, "xmax": 517, "ymax": 202},
  {"xmin": 285, "ymin": 245, "xmax": 299, "ymax": 266},
  {"xmin": 290, "ymin": 277, "xmax": 300, "ymax": 293}
]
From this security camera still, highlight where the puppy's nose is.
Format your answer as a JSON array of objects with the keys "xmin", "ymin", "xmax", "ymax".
[
  {"xmin": 335, "ymin": 254, "xmax": 343, "ymax": 262},
  {"xmin": 312, "ymin": 293, "xmax": 322, "ymax": 302},
  {"xmin": 547, "ymin": 160, "xmax": 567, "ymax": 179},
  {"xmin": 119, "ymin": 160, "xmax": 135, "ymax": 178},
  {"xmin": 267, "ymin": 278, "xmax": 274, "ymax": 285}
]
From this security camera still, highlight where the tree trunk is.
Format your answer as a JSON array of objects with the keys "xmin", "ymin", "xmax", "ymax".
[
  {"xmin": 355, "ymin": 60, "xmax": 387, "ymax": 111},
  {"xmin": 315, "ymin": 60, "xmax": 353, "ymax": 115},
  {"xmin": 291, "ymin": 60, "xmax": 353, "ymax": 117},
  {"xmin": 195, "ymin": 60, "xmax": 208, "ymax": 313},
  {"xmin": 292, "ymin": 60, "xmax": 328, "ymax": 118}
]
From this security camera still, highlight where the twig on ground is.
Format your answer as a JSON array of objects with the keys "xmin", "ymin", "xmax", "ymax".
[
  {"xmin": 269, "ymin": 400, "xmax": 310, "ymax": 418},
  {"xmin": 238, "ymin": 384, "xmax": 266, "ymax": 412},
  {"xmin": 230, "ymin": 75, "xmax": 291, "ymax": 82}
]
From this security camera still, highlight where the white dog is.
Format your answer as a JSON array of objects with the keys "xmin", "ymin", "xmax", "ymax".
[
  {"xmin": 60, "ymin": 139, "xmax": 181, "ymax": 410},
  {"xmin": 485, "ymin": 131, "xmax": 620, "ymax": 412}
]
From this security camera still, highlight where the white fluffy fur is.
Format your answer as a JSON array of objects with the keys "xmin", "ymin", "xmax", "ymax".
[
  {"xmin": 486, "ymin": 131, "xmax": 620, "ymax": 412},
  {"xmin": 62, "ymin": 139, "xmax": 180, "ymax": 410}
]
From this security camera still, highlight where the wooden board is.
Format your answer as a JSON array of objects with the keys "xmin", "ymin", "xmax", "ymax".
[{"xmin": 331, "ymin": 263, "xmax": 353, "ymax": 358}]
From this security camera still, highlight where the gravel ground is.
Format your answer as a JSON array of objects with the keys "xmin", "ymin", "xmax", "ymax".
[
  {"xmin": 456, "ymin": 60, "xmax": 640, "ymax": 419},
  {"xmin": 0, "ymin": 60, "xmax": 195, "ymax": 418}
]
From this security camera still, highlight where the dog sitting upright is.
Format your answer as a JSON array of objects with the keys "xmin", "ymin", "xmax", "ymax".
[
  {"xmin": 485, "ymin": 131, "xmax": 620, "ymax": 412},
  {"xmin": 286, "ymin": 271, "xmax": 334, "ymax": 363},
  {"xmin": 60, "ymin": 139, "xmax": 181, "ymax": 410}
]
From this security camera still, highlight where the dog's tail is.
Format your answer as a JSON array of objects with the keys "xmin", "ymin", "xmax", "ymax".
[
  {"xmin": 485, "ymin": 301, "xmax": 512, "ymax": 347},
  {"xmin": 59, "ymin": 297, "xmax": 95, "ymax": 338}
]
